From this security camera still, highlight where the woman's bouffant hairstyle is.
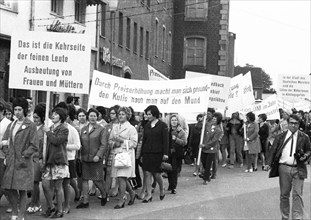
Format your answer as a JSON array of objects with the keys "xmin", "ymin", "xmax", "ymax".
[
  {"xmin": 13, "ymin": 97, "xmax": 28, "ymax": 117},
  {"xmin": 96, "ymin": 106, "xmax": 106, "ymax": 117},
  {"xmin": 34, "ymin": 103, "xmax": 46, "ymax": 123},
  {"xmin": 213, "ymin": 112, "xmax": 223, "ymax": 125},
  {"xmin": 169, "ymin": 114, "xmax": 180, "ymax": 125},
  {"xmin": 76, "ymin": 108, "xmax": 88, "ymax": 119},
  {"xmin": 144, "ymin": 105, "xmax": 160, "ymax": 119},
  {"xmin": 87, "ymin": 108, "xmax": 99, "ymax": 118},
  {"xmin": 118, "ymin": 106, "xmax": 131, "ymax": 120},
  {"xmin": 52, "ymin": 107, "xmax": 67, "ymax": 123},
  {"xmin": 246, "ymin": 111, "xmax": 256, "ymax": 122}
]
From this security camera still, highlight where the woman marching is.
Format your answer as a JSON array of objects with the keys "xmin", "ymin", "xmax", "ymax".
[
  {"xmin": 1, "ymin": 97, "xmax": 39, "ymax": 220},
  {"xmin": 167, "ymin": 114, "xmax": 187, "ymax": 194},
  {"xmin": 109, "ymin": 106, "xmax": 137, "ymax": 209}
]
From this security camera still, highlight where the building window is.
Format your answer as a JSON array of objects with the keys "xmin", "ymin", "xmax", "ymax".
[
  {"xmin": 101, "ymin": 3, "xmax": 106, "ymax": 36},
  {"xmin": 154, "ymin": 19, "xmax": 159, "ymax": 57},
  {"xmin": 140, "ymin": 27, "xmax": 144, "ymax": 56},
  {"xmin": 168, "ymin": 31, "xmax": 172, "ymax": 64},
  {"xmin": 118, "ymin": 12, "xmax": 123, "ymax": 46},
  {"xmin": 133, "ymin": 23, "xmax": 138, "ymax": 54},
  {"xmin": 185, "ymin": 0, "xmax": 208, "ymax": 20},
  {"xmin": 126, "ymin": 18, "xmax": 131, "ymax": 49},
  {"xmin": 51, "ymin": 0, "xmax": 63, "ymax": 16},
  {"xmin": 184, "ymin": 37, "xmax": 206, "ymax": 66},
  {"xmin": 146, "ymin": 30, "xmax": 149, "ymax": 59},
  {"xmin": 161, "ymin": 26, "xmax": 166, "ymax": 61},
  {"xmin": 75, "ymin": 0, "xmax": 86, "ymax": 23}
]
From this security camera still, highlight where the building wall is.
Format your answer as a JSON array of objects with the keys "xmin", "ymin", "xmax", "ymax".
[
  {"xmin": 172, "ymin": 0, "xmax": 228, "ymax": 79},
  {"xmin": 98, "ymin": 0, "xmax": 173, "ymax": 80},
  {"xmin": 0, "ymin": 0, "xmax": 97, "ymax": 108}
]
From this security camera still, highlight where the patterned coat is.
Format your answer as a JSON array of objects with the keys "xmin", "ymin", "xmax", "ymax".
[{"xmin": 1, "ymin": 118, "xmax": 38, "ymax": 190}]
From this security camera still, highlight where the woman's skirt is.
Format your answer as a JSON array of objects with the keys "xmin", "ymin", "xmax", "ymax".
[
  {"xmin": 81, "ymin": 161, "xmax": 104, "ymax": 181},
  {"xmin": 142, "ymin": 153, "xmax": 163, "ymax": 173}
]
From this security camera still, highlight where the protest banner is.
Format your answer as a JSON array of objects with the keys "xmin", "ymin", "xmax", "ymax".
[
  {"xmin": 241, "ymin": 94, "xmax": 280, "ymax": 120},
  {"xmin": 227, "ymin": 72, "xmax": 255, "ymax": 116},
  {"xmin": 9, "ymin": 31, "xmax": 91, "ymax": 94},
  {"xmin": 185, "ymin": 71, "xmax": 231, "ymax": 110},
  {"xmin": 277, "ymin": 74, "xmax": 310, "ymax": 101},
  {"xmin": 278, "ymin": 97, "xmax": 311, "ymax": 112},
  {"xmin": 148, "ymin": 65, "xmax": 170, "ymax": 81},
  {"xmin": 89, "ymin": 70, "xmax": 210, "ymax": 113}
]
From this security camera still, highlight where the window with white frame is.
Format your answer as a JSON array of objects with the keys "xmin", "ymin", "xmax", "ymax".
[
  {"xmin": 0, "ymin": 0, "xmax": 18, "ymax": 12},
  {"xmin": 185, "ymin": 0, "xmax": 208, "ymax": 20},
  {"xmin": 168, "ymin": 31, "xmax": 172, "ymax": 64},
  {"xmin": 184, "ymin": 37, "xmax": 206, "ymax": 66},
  {"xmin": 51, "ymin": 0, "xmax": 63, "ymax": 16},
  {"xmin": 75, "ymin": 0, "xmax": 86, "ymax": 23},
  {"xmin": 133, "ymin": 22, "xmax": 138, "ymax": 53}
]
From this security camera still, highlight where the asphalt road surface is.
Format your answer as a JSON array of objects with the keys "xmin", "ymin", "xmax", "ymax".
[{"xmin": 0, "ymin": 163, "xmax": 310, "ymax": 220}]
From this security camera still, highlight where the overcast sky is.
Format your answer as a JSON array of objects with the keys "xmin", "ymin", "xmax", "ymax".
[{"xmin": 229, "ymin": 0, "xmax": 311, "ymax": 88}]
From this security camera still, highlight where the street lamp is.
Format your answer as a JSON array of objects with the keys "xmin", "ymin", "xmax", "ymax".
[{"xmin": 108, "ymin": 0, "xmax": 119, "ymax": 76}]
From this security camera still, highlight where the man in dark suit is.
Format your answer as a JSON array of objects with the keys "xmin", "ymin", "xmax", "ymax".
[{"xmin": 265, "ymin": 114, "xmax": 311, "ymax": 220}]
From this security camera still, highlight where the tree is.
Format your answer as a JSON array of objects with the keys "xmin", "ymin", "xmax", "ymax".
[{"xmin": 234, "ymin": 64, "xmax": 273, "ymax": 90}]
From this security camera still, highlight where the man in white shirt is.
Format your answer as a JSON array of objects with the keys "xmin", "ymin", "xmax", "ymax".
[{"xmin": 265, "ymin": 114, "xmax": 311, "ymax": 220}]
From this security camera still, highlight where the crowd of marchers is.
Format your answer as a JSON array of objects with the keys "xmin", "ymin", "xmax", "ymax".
[{"xmin": 0, "ymin": 96, "xmax": 310, "ymax": 220}]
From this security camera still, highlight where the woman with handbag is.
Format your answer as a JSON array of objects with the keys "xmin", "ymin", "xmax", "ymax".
[
  {"xmin": 244, "ymin": 111, "xmax": 261, "ymax": 173},
  {"xmin": 167, "ymin": 115, "xmax": 187, "ymax": 194},
  {"xmin": 76, "ymin": 108, "xmax": 107, "ymax": 209},
  {"xmin": 109, "ymin": 106, "xmax": 137, "ymax": 209},
  {"xmin": 1, "ymin": 97, "xmax": 39, "ymax": 220},
  {"xmin": 140, "ymin": 105, "xmax": 169, "ymax": 202}
]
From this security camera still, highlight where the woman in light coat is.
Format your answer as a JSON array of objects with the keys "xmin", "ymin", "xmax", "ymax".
[
  {"xmin": 1, "ymin": 97, "xmax": 38, "ymax": 220},
  {"xmin": 109, "ymin": 106, "xmax": 138, "ymax": 209},
  {"xmin": 244, "ymin": 111, "xmax": 261, "ymax": 173}
]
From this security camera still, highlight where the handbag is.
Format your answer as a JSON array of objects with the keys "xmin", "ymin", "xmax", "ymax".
[
  {"xmin": 269, "ymin": 160, "xmax": 279, "ymax": 178},
  {"xmin": 161, "ymin": 162, "xmax": 172, "ymax": 172},
  {"xmin": 114, "ymin": 140, "xmax": 132, "ymax": 169}
]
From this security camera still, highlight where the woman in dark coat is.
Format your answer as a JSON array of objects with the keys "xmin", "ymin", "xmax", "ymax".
[
  {"xmin": 41, "ymin": 107, "xmax": 69, "ymax": 218},
  {"xmin": 258, "ymin": 113, "xmax": 269, "ymax": 170},
  {"xmin": 140, "ymin": 105, "xmax": 169, "ymax": 202},
  {"xmin": 1, "ymin": 97, "xmax": 39, "ymax": 220}
]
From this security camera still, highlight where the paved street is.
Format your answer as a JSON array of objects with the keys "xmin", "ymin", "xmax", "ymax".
[{"xmin": 0, "ymin": 164, "xmax": 310, "ymax": 220}]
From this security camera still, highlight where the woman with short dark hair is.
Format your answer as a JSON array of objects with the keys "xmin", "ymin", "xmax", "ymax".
[
  {"xmin": 199, "ymin": 112, "xmax": 223, "ymax": 185},
  {"xmin": 140, "ymin": 105, "xmax": 169, "ymax": 202},
  {"xmin": 41, "ymin": 107, "xmax": 69, "ymax": 218},
  {"xmin": 258, "ymin": 113, "xmax": 269, "ymax": 170},
  {"xmin": 1, "ymin": 97, "xmax": 39, "ymax": 220},
  {"xmin": 76, "ymin": 108, "xmax": 107, "ymax": 209}
]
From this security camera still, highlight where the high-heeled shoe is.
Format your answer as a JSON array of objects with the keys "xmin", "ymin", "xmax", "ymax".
[
  {"xmin": 160, "ymin": 194, "xmax": 165, "ymax": 200},
  {"xmin": 262, "ymin": 166, "xmax": 265, "ymax": 170},
  {"xmin": 128, "ymin": 195, "xmax": 136, "ymax": 206},
  {"xmin": 101, "ymin": 197, "xmax": 108, "ymax": 206},
  {"xmin": 114, "ymin": 202, "xmax": 125, "ymax": 209},
  {"xmin": 142, "ymin": 197, "xmax": 152, "ymax": 203}
]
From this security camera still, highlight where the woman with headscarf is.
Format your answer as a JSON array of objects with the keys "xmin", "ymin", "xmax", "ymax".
[
  {"xmin": 109, "ymin": 106, "xmax": 137, "ymax": 209},
  {"xmin": 1, "ymin": 97, "xmax": 39, "ymax": 220}
]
